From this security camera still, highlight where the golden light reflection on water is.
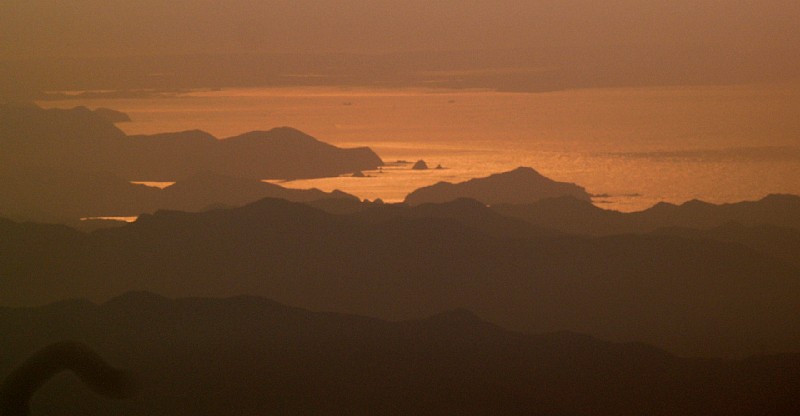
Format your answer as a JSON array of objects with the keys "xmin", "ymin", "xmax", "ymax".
[
  {"xmin": 80, "ymin": 216, "xmax": 139, "ymax": 222},
  {"xmin": 272, "ymin": 150, "xmax": 800, "ymax": 212},
  {"xmin": 130, "ymin": 181, "xmax": 175, "ymax": 189},
  {"xmin": 39, "ymin": 85, "xmax": 800, "ymax": 212}
]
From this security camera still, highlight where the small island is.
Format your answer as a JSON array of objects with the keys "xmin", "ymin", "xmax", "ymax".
[
  {"xmin": 411, "ymin": 160, "xmax": 429, "ymax": 170},
  {"xmin": 404, "ymin": 166, "xmax": 591, "ymax": 205}
]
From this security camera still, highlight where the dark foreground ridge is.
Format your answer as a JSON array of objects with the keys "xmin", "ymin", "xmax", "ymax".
[
  {"xmin": 0, "ymin": 292, "xmax": 798, "ymax": 415},
  {"xmin": 2, "ymin": 196, "xmax": 800, "ymax": 358}
]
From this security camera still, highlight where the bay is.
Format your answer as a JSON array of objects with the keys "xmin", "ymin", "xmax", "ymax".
[{"xmin": 39, "ymin": 83, "xmax": 800, "ymax": 211}]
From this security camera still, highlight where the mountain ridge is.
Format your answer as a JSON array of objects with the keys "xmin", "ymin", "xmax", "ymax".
[
  {"xmin": 0, "ymin": 103, "xmax": 383, "ymax": 181},
  {"xmin": 2, "ymin": 196, "xmax": 799, "ymax": 357},
  {"xmin": 2, "ymin": 291, "xmax": 798, "ymax": 415},
  {"xmin": 404, "ymin": 167, "xmax": 591, "ymax": 206},
  {"xmin": 493, "ymin": 193, "xmax": 800, "ymax": 235},
  {"xmin": 0, "ymin": 168, "xmax": 359, "ymax": 225}
]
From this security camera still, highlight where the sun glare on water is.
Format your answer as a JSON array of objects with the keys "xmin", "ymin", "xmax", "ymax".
[{"xmin": 39, "ymin": 84, "xmax": 800, "ymax": 211}]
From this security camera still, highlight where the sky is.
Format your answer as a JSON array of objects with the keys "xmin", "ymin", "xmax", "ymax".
[
  {"xmin": 1, "ymin": 1, "xmax": 799, "ymax": 92},
  {"xmin": 2, "ymin": 1, "xmax": 798, "ymax": 58}
]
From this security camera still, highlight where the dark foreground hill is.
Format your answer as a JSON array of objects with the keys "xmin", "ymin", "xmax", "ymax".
[
  {"xmin": 2, "ymin": 197, "xmax": 799, "ymax": 358},
  {"xmin": 0, "ymin": 103, "xmax": 382, "ymax": 180},
  {"xmin": 1, "ymin": 292, "xmax": 798, "ymax": 416}
]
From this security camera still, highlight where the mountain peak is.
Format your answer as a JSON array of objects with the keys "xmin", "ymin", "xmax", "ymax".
[
  {"xmin": 405, "ymin": 167, "xmax": 591, "ymax": 206},
  {"xmin": 508, "ymin": 166, "xmax": 543, "ymax": 175}
]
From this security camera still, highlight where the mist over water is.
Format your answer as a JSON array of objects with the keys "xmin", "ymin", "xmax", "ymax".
[{"xmin": 39, "ymin": 83, "xmax": 800, "ymax": 211}]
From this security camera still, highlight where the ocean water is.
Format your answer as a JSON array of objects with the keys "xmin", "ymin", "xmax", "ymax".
[{"xmin": 39, "ymin": 83, "xmax": 800, "ymax": 212}]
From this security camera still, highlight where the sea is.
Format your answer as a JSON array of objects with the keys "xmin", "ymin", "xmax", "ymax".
[{"xmin": 38, "ymin": 82, "xmax": 800, "ymax": 212}]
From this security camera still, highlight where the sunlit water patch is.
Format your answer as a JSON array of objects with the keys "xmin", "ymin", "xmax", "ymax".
[
  {"xmin": 39, "ymin": 84, "xmax": 800, "ymax": 212},
  {"xmin": 130, "ymin": 181, "xmax": 175, "ymax": 189},
  {"xmin": 80, "ymin": 216, "xmax": 139, "ymax": 223}
]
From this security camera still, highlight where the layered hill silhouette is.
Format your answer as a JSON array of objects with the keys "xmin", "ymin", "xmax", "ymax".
[
  {"xmin": 1, "ymin": 292, "xmax": 798, "ymax": 415},
  {"xmin": 158, "ymin": 171, "xmax": 357, "ymax": 211},
  {"xmin": 404, "ymin": 167, "xmax": 591, "ymax": 205},
  {"xmin": 91, "ymin": 107, "xmax": 131, "ymax": 123},
  {"xmin": 2, "ymin": 197, "xmax": 799, "ymax": 358},
  {"xmin": 348, "ymin": 198, "xmax": 561, "ymax": 239},
  {"xmin": 0, "ymin": 103, "xmax": 382, "ymax": 181},
  {"xmin": 0, "ymin": 168, "xmax": 357, "ymax": 224},
  {"xmin": 493, "ymin": 194, "xmax": 800, "ymax": 235},
  {"xmin": 652, "ymin": 222, "xmax": 800, "ymax": 269},
  {"xmin": 0, "ymin": 168, "xmax": 160, "ymax": 223}
]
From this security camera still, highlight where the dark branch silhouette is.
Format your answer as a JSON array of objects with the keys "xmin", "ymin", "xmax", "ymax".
[{"xmin": 0, "ymin": 341, "xmax": 138, "ymax": 416}]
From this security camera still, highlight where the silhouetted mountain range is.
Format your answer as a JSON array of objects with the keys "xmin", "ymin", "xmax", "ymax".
[
  {"xmin": 0, "ymin": 103, "xmax": 382, "ymax": 181},
  {"xmin": 404, "ymin": 167, "xmax": 591, "ymax": 205},
  {"xmin": 1, "ymin": 292, "xmax": 798, "ymax": 415},
  {"xmin": 91, "ymin": 107, "xmax": 131, "ymax": 123},
  {"xmin": 2, "ymin": 196, "xmax": 799, "ymax": 358},
  {"xmin": 0, "ymin": 168, "xmax": 357, "ymax": 224},
  {"xmin": 0, "ymin": 168, "xmax": 159, "ymax": 223},
  {"xmin": 159, "ymin": 171, "xmax": 357, "ymax": 211},
  {"xmin": 493, "ymin": 194, "xmax": 800, "ymax": 235},
  {"xmin": 349, "ymin": 198, "xmax": 561, "ymax": 239},
  {"xmin": 653, "ymin": 222, "xmax": 800, "ymax": 269}
]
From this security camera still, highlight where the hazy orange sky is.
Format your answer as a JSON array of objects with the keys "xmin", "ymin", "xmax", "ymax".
[
  {"xmin": 2, "ymin": 0, "xmax": 798, "ymax": 58},
  {"xmin": 1, "ymin": 1, "xmax": 799, "ymax": 94}
]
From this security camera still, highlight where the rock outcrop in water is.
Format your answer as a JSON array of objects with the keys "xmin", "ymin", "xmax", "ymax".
[
  {"xmin": 411, "ymin": 160, "xmax": 428, "ymax": 170},
  {"xmin": 404, "ymin": 166, "xmax": 591, "ymax": 205}
]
